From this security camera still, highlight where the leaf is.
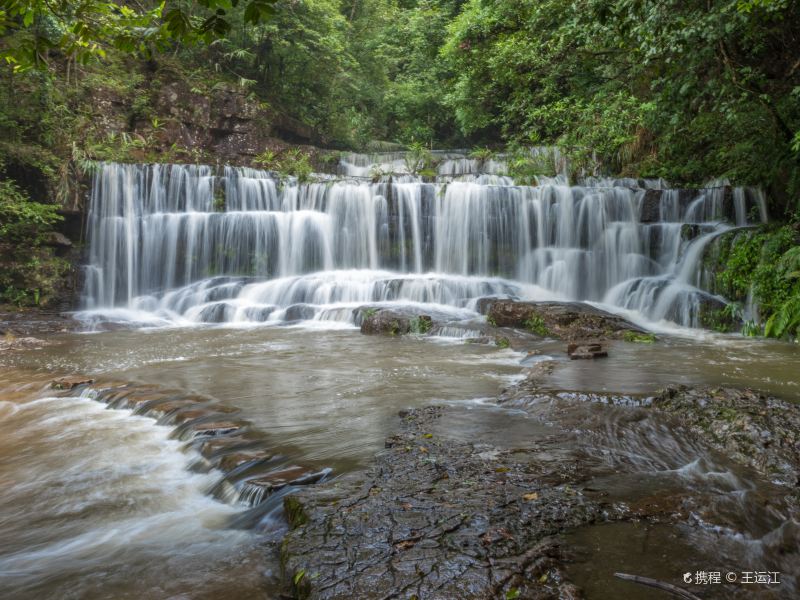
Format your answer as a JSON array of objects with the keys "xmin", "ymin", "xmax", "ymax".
[
  {"xmin": 506, "ymin": 588, "xmax": 521, "ymax": 599},
  {"xmin": 522, "ymin": 492, "xmax": 539, "ymax": 501}
]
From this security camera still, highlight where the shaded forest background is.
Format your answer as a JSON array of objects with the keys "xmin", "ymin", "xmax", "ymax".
[{"xmin": 1, "ymin": 0, "xmax": 799, "ymax": 337}]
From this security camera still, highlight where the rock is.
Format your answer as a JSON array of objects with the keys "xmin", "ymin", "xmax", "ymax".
[
  {"xmin": 181, "ymin": 419, "xmax": 245, "ymax": 439},
  {"xmin": 217, "ymin": 450, "xmax": 274, "ymax": 472},
  {"xmin": 141, "ymin": 398, "xmax": 202, "ymax": 418},
  {"xmin": 474, "ymin": 295, "xmax": 516, "ymax": 315},
  {"xmin": 42, "ymin": 231, "xmax": 72, "ymax": 248},
  {"xmin": 696, "ymin": 294, "xmax": 740, "ymax": 332},
  {"xmin": 51, "ymin": 376, "xmax": 94, "ymax": 390},
  {"xmin": 487, "ymin": 300, "xmax": 646, "ymax": 341},
  {"xmin": 652, "ymin": 385, "xmax": 800, "ymax": 486},
  {"xmin": 284, "ymin": 303, "xmax": 316, "ymax": 322},
  {"xmin": 0, "ymin": 336, "xmax": 52, "ymax": 352},
  {"xmin": 244, "ymin": 465, "xmax": 329, "ymax": 494},
  {"xmin": 280, "ymin": 406, "xmax": 606, "ymax": 600},
  {"xmin": 639, "ymin": 189, "xmax": 663, "ymax": 223},
  {"xmin": 196, "ymin": 435, "xmax": 258, "ymax": 458},
  {"xmin": 359, "ymin": 308, "xmax": 432, "ymax": 336},
  {"xmin": 567, "ymin": 342, "xmax": 608, "ymax": 360}
]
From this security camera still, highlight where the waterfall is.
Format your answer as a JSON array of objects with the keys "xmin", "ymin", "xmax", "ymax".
[{"xmin": 82, "ymin": 155, "xmax": 767, "ymax": 328}]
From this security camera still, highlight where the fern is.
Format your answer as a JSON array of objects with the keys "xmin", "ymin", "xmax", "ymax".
[{"xmin": 764, "ymin": 296, "xmax": 800, "ymax": 340}]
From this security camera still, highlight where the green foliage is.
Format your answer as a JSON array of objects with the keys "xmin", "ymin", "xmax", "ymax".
[
  {"xmin": 403, "ymin": 141, "xmax": 437, "ymax": 176},
  {"xmin": 713, "ymin": 224, "xmax": 800, "ymax": 340},
  {"xmin": 523, "ymin": 314, "xmax": 548, "ymax": 336},
  {"xmin": 0, "ymin": 179, "xmax": 66, "ymax": 306},
  {"xmin": 764, "ymin": 296, "xmax": 800, "ymax": 340},
  {"xmin": 494, "ymin": 336, "xmax": 510, "ymax": 349},
  {"xmin": 439, "ymin": 0, "xmax": 800, "ymax": 210},
  {"xmin": 409, "ymin": 315, "xmax": 432, "ymax": 334},
  {"xmin": 506, "ymin": 147, "xmax": 558, "ymax": 185},
  {"xmin": 0, "ymin": 1, "xmax": 277, "ymax": 73},
  {"xmin": 0, "ymin": 180, "xmax": 61, "ymax": 243},
  {"xmin": 254, "ymin": 148, "xmax": 313, "ymax": 182},
  {"xmin": 622, "ymin": 331, "xmax": 657, "ymax": 344},
  {"xmin": 717, "ymin": 226, "xmax": 796, "ymax": 315}
]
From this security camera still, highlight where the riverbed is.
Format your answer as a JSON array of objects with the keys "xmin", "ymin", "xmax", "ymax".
[{"xmin": 1, "ymin": 324, "xmax": 798, "ymax": 598}]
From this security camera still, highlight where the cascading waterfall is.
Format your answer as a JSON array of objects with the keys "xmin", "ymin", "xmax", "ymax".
[{"xmin": 81, "ymin": 153, "xmax": 767, "ymax": 329}]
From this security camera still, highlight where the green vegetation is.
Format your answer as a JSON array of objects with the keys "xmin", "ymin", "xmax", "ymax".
[
  {"xmin": 0, "ymin": 180, "xmax": 67, "ymax": 306},
  {"xmin": 622, "ymin": 331, "xmax": 657, "ymax": 344},
  {"xmin": 254, "ymin": 149, "xmax": 314, "ymax": 182},
  {"xmin": 441, "ymin": 0, "xmax": 800, "ymax": 211},
  {"xmin": 494, "ymin": 336, "xmax": 510, "ymax": 349},
  {"xmin": 709, "ymin": 224, "xmax": 800, "ymax": 340},
  {"xmin": 409, "ymin": 315, "xmax": 432, "ymax": 334},
  {"xmin": 1, "ymin": 1, "xmax": 799, "ymax": 317},
  {"xmin": 523, "ymin": 314, "xmax": 549, "ymax": 336}
]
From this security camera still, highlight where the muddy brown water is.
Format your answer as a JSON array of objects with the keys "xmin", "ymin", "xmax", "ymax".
[{"xmin": 1, "ymin": 325, "xmax": 798, "ymax": 598}]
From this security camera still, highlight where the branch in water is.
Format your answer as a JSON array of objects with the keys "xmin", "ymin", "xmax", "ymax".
[{"xmin": 614, "ymin": 572, "xmax": 703, "ymax": 600}]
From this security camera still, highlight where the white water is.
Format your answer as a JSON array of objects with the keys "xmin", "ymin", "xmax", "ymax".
[
  {"xmin": 80, "ymin": 154, "xmax": 767, "ymax": 329},
  {"xmin": 0, "ymin": 379, "xmax": 264, "ymax": 599}
]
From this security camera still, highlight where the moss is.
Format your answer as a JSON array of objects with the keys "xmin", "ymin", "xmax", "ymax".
[
  {"xmin": 409, "ymin": 315, "xmax": 432, "ymax": 334},
  {"xmin": 495, "ymin": 336, "xmax": 510, "ymax": 349},
  {"xmin": 389, "ymin": 320, "xmax": 401, "ymax": 336},
  {"xmin": 524, "ymin": 314, "xmax": 549, "ymax": 336},
  {"xmin": 284, "ymin": 496, "xmax": 308, "ymax": 528},
  {"xmin": 622, "ymin": 330, "xmax": 656, "ymax": 343}
]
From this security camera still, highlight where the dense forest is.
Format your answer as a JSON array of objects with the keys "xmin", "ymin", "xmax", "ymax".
[{"xmin": 1, "ymin": 0, "xmax": 799, "ymax": 338}]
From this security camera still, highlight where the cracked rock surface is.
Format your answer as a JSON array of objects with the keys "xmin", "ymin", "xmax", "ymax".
[{"xmin": 281, "ymin": 406, "xmax": 605, "ymax": 600}]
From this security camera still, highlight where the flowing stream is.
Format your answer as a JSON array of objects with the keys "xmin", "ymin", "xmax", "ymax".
[{"xmin": 1, "ymin": 152, "xmax": 796, "ymax": 599}]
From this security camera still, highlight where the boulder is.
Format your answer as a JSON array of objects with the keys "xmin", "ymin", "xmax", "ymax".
[
  {"xmin": 487, "ymin": 300, "xmax": 646, "ymax": 341},
  {"xmin": 567, "ymin": 342, "xmax": 608, "ymax": 360},
  {"xmin": 284, "ymin": 304, "xmax": 316, "ymax": 322},
  {"xmin": 51, "ymin": 376, "xmax": 94, "ymax": 390},
  {"xmin": 359, "ymin": 308, "xmax": 432, "ymax": 336}
]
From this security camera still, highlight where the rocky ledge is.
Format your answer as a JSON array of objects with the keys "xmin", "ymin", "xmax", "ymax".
[
  {"xmin": 281, "ymin": 406, "xmax": 620, "ymax": 600},
  {"xmin": 484, "ymin": 300, "xmax": 650, "ymax": 342},
  {"xmin": 653, "ymin": 385, "xmax": 800, "ymax": 487}
]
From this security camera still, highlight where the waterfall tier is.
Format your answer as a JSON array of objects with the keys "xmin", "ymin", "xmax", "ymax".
[{"xmin": 82, "ymin": 156, "xmax": 767, "ymax": 328}]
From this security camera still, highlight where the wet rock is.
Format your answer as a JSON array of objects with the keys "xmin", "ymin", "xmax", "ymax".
[
  {"xmin": 281, "ymin": 406, "xmax": 606, "ymax": 600},
  {"xmin": 639, "ymin": 189, "xmax": 664, "ymax": 223},
  {"xmin": 167, "ymin": 404, "xmax": 240, "ymax": 425},
  {"xmin": 245, "ymin": 465, "xmax": 329, "ymax": 494},
  {"xmin": 141, "ymin": 398, "xmax": 203, "ymax": 418},
  {"xmin": 652, "ymin": 385, "xmax": 800, "ymax": 486},
  {"xmin": 51, "ymin": 376, "xmax": 95, "ymax": 390},
  {"xmin": 359, "ymin": 308, "xmax": 433, "ymax": 336},
  {"xmin": 696, "ymin": 294, "xmax": 740, "ymax": 332},
  {"xmin": 474, "ymin": 295, "xmax": 517, "ymax": 316},
  {"xmin": 487, "ymin": 300, "xmax": 646, "ymax": 341},
  {"xmin": 217, "ymin": 450, "xmax": 274, "ymax": 472},
  {"xmin": 0, "ymin": 335, "xmax": 52, "ymax": 352},
  {"xmin": 42, "ymin": 231, "xmax": 72, "ymax": 248},
  {"xmin": 567, "ymin": 342, "xmax": 608, "ymax": 360},
  {"xmin": 284, "ymin": 304, "xmax": 316, "ymax": 322},
  {"xmin": 195, "ymin": 435, "xmax": 263, "ymax": 458},
  {"xmin": 0, "ymin": 309, "xmax": 77, "ymax": 336},
  {"xmin": 180, "ymin": 419, "xmax": 245, "ymax": 439}
]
